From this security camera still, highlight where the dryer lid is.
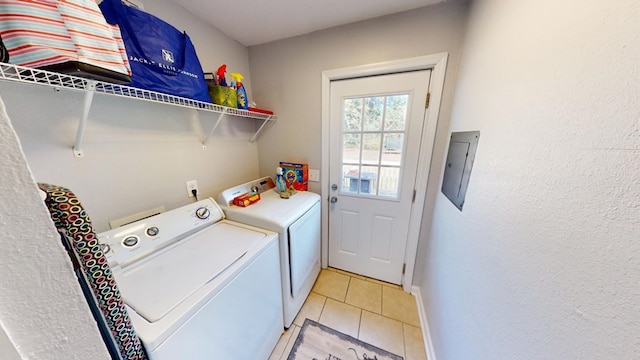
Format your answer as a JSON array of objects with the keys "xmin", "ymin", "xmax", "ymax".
[
  {"xmin": 220, "ymin": 188, "xmax": 321, "ymax": 231},
  {"xmin": 115, "ymin": 222, "xmax": 266, "ymax": 323}
]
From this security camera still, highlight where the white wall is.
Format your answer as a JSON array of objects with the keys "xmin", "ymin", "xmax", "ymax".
[
  {"xmin": 0, "ymin": 97, "xmax": 109, "ymax": 359},
  {"xmin": 248, "ymin": 1, "xmax": 469, "ymax": 194},
  {"xmin": 3, "ymin": 0, "xmax": 259, "ymax": 232},
  {"xmin": 419, "ymin": 0, "xmax": 640, "ymax": 359}
]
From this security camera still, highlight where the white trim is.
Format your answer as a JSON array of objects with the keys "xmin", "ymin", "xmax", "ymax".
[
  {"xmin": 412, "ymin": 285, "xmax": 437, "ymax": 360},
  {"xmin": 320, "ymin": 53, "xmax": 449, "ymax": 291}
]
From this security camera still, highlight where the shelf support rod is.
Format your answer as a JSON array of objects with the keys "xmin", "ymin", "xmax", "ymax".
[
  {"xmin": 249, "ymin": 115, "xmax": 272, "ymax": 143},
  {"xmin": 73, "ymin": 80, "xmax": 96, "ymax": 158},
  {"xmin": 201, "ymin": 109, "xmax": 227, "ymax": 150}
]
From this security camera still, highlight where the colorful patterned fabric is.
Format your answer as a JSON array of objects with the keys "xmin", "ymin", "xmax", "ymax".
[{"xmin": 39, "ymin": 183, "xmax": 147, "ymax": 360}]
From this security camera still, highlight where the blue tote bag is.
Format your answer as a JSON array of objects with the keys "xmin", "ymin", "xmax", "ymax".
[{"xmin": 99, "ymin": 0, "xmax": 211, "ymax": 103}]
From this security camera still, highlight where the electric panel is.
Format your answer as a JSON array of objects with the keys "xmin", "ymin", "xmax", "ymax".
[{"xmin": 441, "ymin": 131, "xmax": 480, "ymax": 210}]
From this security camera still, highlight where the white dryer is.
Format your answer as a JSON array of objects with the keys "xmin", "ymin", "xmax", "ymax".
[
  {"xmin": 97, "ymin": 198, "xmax": 282, "ymax": 359},
  {"xmin": 218, "ymin": 177, "xmax": 321, "ymax": 328}
]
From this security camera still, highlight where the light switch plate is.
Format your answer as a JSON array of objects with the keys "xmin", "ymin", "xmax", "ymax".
[{"xmin": 309, "ymin": 169, "xmax": 320, "ymax": 182}]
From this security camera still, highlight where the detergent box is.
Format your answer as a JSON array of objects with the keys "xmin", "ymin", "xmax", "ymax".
[{"xmin": 279, "ymin": 161, "xmax": 308, "ymax": 191}]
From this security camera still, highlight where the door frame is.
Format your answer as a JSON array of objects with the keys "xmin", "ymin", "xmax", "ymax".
[{"xmin": 321, "ymin": 53, "xmax": 448, "ymax": 292}]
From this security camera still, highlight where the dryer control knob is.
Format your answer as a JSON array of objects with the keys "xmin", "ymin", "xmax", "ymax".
[{"xmin": 196, "ymin": 206, "xmax": 210, "ymax": 219}]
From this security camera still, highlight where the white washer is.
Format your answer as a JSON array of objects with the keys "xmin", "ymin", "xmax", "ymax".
[
  {"xmin": 218, "ymin": 177, "xmax": 321, "ymax": 328},
  {"xmin": 97, "ymin": 198, "xmax": 282, "ymax": 360}
]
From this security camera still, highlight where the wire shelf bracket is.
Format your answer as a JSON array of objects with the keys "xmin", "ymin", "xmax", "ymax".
[
  {"xmin": 73, "ymin": 80, "xmax": 96, "ymax": 157},
  {"xmin": 201, "ymin": 109, "xmax": 228, "ymax": 150},
  {"xmin": 249, "ymin": 115, "xmax": 273, "ymax": 143}
]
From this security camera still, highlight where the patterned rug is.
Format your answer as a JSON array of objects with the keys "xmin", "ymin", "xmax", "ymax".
[{"xmin": 288, "ymin": 319, "xmax": 403, "ymax": 360}]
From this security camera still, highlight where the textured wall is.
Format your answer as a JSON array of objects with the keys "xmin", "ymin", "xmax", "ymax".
[
  {"xmin": 0, "ymin": 97, "xmax": 109, "ymax": 359},
  {"xmin": 419, "ymin": 0, "xmax": 640, "ymax": 359}
]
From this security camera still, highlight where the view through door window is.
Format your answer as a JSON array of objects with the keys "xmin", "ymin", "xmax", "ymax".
[{"xmin": 341, "ymin": 94, "xmax": 408, "ymax": 198}]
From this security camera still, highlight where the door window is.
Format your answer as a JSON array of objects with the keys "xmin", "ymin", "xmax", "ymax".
[{"xmin": 341, "ymin": 94, "xmax": 409, "ymax": 198}]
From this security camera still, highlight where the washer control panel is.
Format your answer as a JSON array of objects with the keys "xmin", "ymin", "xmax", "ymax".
[
  {"xmin": 97, "ymin": 198, "xmax": 225, "ymax": 267},
  {"xmin": 122, "ymin": 235, "xmax": 139, "ymax": 247},
  {"xmin": 146, "ymin": 226, "xmax": 159, "ymax": 237}
]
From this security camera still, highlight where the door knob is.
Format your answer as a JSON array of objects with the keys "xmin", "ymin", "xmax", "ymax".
[
  {"xmin": 330, "ymin": 196, "xmax": 338, "ymax": 203},
  {"xmin": 331, "ymin": 184, "xmax": 338, "ymax": 191}
]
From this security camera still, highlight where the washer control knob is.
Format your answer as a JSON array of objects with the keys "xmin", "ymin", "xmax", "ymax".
[
  {"xmin": 196, "ymin": 206, "xmax": 210, "ymax": 219},
  {"xmin": 100, "ymin": 243, "xmax": 111, "ymax": 254},
  {"xmin": 122, "ymin": 235, "xmax": 139, "ymax": 247},
  {"xmin": 146, "ymin": 226, "xmax": 159, "ymax": 237}
]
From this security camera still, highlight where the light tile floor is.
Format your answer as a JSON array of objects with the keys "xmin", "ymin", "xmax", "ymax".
[{"xmin": 269, "ymin": 268, "xmax": 427, "ymax": 360}]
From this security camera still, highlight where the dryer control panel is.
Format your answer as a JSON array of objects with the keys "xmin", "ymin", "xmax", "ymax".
[{"xmin": 217, "ymin": 176, "xmax": 275, "ymax": 206}]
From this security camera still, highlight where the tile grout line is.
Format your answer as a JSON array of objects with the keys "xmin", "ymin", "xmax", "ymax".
[
  {"xmin": 318, "ymin": 295, "xmax": 328, "ymax": 325},
  {"xmin": 380, "ymin": 278, "xmax": 385, "ymax": 318},
  {"xmin": 401, "ymin": 323, "xmax": 407, "ymax": 360},
  {"xmin": 348, "ymin": 275, "xmax": 363, "ymax": 339},
  {"xmin": 343, "ymin": 274, "xmax": 352, "ymax": 303}
]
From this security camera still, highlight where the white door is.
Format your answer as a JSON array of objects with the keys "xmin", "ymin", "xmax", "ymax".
[{"xmin": 328, "ymin": 70, "xmax": 431, "ymax": 284}]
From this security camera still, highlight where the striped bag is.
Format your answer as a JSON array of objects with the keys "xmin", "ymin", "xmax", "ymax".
[
  {"xmin": 56, "ymin": 0, "xmax": 131, "ymax": 76},
  {"xmin": 0, "ymin": 0, "xmax": 77, "ymax": 68},
  {"xmin": 0, "ymin": 0, "xmax": 130, "ymax": 80}
]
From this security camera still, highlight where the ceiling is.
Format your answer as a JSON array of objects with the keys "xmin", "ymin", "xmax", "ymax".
[{"xmin": 174, "ymin": 0, "xmax": 446, "ymax": 46}]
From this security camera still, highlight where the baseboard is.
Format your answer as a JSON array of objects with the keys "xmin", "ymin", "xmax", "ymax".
[{"xmin": 411, "ymin": 286, "xmax": 437, "ymax": 360}]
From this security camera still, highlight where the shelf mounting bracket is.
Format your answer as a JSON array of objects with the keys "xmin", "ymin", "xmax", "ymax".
[
  {"xmin": 73, "ymin": 80, "xmax": 97, "ymax": 158},
  {"xmin": 201, "ymin": 108, "xmax": 227, "ymax": 150},
  {"xmin": 249, "ymin": 115, "xmax": 272, "ymax": 143}
]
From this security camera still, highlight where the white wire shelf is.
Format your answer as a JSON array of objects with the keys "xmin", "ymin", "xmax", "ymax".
[{"xmin": 0, "ymin": 63, "xmax": 275, "ymax": 156}]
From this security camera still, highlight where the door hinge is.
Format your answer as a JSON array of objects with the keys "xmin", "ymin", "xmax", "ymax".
[
  {"xmin": 412, "ymin": 189, "xmax": 417, "ymax": 203},
  {"xmin": 402, "ymin": 263, "xmax": 406, "ymax": 275},
  {"xmin": 425, "ymin": 92, "xmax": 431, "ymax": 109}
]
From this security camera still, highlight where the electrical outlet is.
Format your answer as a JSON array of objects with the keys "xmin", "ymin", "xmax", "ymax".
[
  {"xmin": 309, "ymin": 169, "xmax": 320, "ymax": 182},
  {"xmin": 186, "ymin": 180, "xmax": 199, "ymax": 197}
]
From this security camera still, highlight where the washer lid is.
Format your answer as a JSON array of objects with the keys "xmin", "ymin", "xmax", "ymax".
[{"xmin": 115, "ymin": 222, "xmax": 266, "ymax": 323}]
